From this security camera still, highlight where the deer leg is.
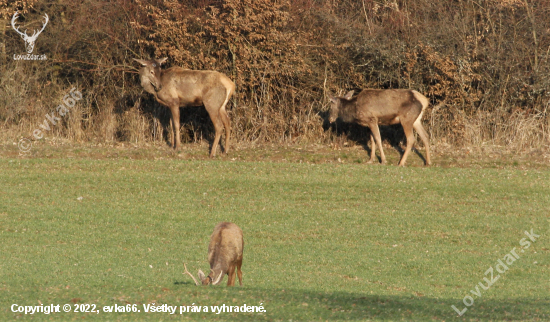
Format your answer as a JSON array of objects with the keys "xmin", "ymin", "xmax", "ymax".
[
  {"xmin": 236, "ymin": 258, "xmax": 243, "ymax": 286},
  {"xmin": 227, "ymin": 264, "xmax": 236, "ymax": 286},
  {"xmin": 205, "ymin": 108, "xmax": 224, "ymax": 158},
  {"xmin": 369, "ymin": 124, "xmax": 386, "ymax": 164},
  {"xmin": 169, "ymin": 106, "xmax": 181, "ymax": 150},
  {"xmin": 367, "ymin": 133, "xmax": 376, "ymax": 164},
  {"xmin": 413, "ymin": 121, "xmax": 431, "ymax": 166},
  {"xmin": 169, "ymin": 118, "xmax": 174, "ymax": 148},
  {"xmin": 219, "ymin": 107, "xmax": 231, "ymax": 154},
  {"xmin": 399, "ymin": 122, "xmax": 416, "ymax": 166}
]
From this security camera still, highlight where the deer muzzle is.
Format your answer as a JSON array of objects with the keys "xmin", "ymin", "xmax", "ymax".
[{"xmin": 151, "ymin": 81, "xmax": 162, "ymax": 92}]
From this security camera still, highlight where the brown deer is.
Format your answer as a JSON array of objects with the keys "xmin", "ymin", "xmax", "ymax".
[
  {"xmin": 329, "ymin": 89, "xmax": 431, "ymax": 166},
  {"xmin": 133, "ymin": 58, "xmax": 235, "ymax": 157},
  {"xmin": 183, "ymin": 222, "xmax": 244, "ymax": 286}
]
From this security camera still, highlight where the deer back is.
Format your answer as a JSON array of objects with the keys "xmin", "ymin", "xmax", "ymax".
[
  {"xmin": 207, "ymin": 222, "xmax": 243, "ymax": 273},
  {"xmin": 158, "ymin": 68, "xmax": 235, "ymax": 106},
  {"xmin": 354, "ymin": 89, "xmax": 424, "ymax": 121}
]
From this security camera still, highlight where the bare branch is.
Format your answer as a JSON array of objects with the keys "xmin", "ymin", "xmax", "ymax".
[{"xmin": 362, "ymin": 0, "xmax": 372, "ymax": 35}]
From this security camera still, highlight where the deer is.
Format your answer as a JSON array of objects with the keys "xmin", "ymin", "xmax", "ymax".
[
  {"xmin": 329, "ymin": 89, "xmax": 431, "ymax": 166},
  {"xmin": 183, "ymin": 222, "xmax": 244, "ymax": 287},
  {"xmin": 133, "ymin": 58, "xmax": 235, "ymax": 157},
  {"xmin": 11, "ymin": 12, "xmax": 49, "ymax": 54}
]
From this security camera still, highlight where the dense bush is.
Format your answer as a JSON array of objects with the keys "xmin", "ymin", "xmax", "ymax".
[{"xmin": 1, "ymin": 0, "xmax": 549, "ymax": 149}]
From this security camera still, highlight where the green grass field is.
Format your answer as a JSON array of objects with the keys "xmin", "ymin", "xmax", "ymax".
[{"xmin": 0, "ymin": 153, "xmax": 549, "ymax": 321}]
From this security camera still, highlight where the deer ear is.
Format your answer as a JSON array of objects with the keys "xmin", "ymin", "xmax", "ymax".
[
  {"xmin": 133, "ymin": 58, "xmax": 148, "ymax": 66},
  {"xmin": 343, "ymin": 90, "xmax": 354, "ymax": 100},
  {"xmin": 157, "ymin": 57, "xmax": 168, "ymax": 65},
  {"xmin": 329, "ymin": 97, "xmax": 338, "ymax": 104}
]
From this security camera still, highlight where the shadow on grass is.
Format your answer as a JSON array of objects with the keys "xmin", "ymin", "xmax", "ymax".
[{"xmin": 171, "ymin": 283, "xmax": 549, "ymax": 321}]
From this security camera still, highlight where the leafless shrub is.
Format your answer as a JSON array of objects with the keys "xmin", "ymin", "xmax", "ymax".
[{"xmin": 0, "ymin": 0, "xmax": 548, "ymax": 152}]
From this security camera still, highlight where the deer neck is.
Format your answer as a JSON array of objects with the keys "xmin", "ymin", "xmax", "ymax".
[
  {"xmin": 339, "ymin": 100, "xmax": 357, "ymax": 123},
  {"xmin": 210, "ymin": 261, "xmax": 225, "ymax": 275},
  {"xmin": 140, "ymin": 74, "xmax": 157, "ymax": 95}
]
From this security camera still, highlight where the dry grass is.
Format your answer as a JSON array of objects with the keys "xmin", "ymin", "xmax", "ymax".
[{"xmin": 463, "ymin": 110, "xmax": 550, "ymax": 151}]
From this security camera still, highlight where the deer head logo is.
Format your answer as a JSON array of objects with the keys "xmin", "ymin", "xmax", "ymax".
[{"xmin": 11, "ymin": 12, "xmax": 49, "ymax": 54}]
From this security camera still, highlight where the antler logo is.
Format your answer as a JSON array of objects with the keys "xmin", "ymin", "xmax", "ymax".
[{"xmin": 11, "ymin": 11, "xmax": 49, "ymax": 54}]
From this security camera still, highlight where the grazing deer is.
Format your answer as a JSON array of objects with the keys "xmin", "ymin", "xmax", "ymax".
[
  {"xmin": 133, "ymin": 58, "xmax": 235, "ymax": 157},
  {"xmin": 11, "ymin": 12, "xmax": 49, "ymax": 53},
  {"xmin": 329, "ymin": 89, "xmax": 431, "ymax": 166},
  {"xmin": 184, "ymin": 222, "xmax": 244, "ymax": 286}
]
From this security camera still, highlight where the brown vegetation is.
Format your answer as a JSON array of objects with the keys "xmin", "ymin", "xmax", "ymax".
[{"xmin": 1, "ymin": 0, "xmax": 549, "ymax": 152}]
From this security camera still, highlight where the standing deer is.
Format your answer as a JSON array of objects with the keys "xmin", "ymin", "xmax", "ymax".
[
  {"xmin": 134, "ymin": 58, "xmax": 235, "ymax": 157},
  {"xmin": 184, "ymin": 222, "xmax": 244, "ymax": 286},
  {"xmin": 11, "ymin": 12, "xmax": 49, "ymax": 53},
  {"xmin": 329, "ymin": 89, "xmax": 431, "ymax": 166}
]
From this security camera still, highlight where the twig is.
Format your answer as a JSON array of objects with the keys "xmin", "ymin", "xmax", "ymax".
[
  {"xmin": 362, "ymin": 0, "xmax": 372, "ymax": 35},
  {"xmin": 323, "ymin": 63, "xmax": 327, "ymax": 101},
  {"xmin": 296, "ymin": 43, "xmax": 323, "ymax": 47},
  {"xmin": 523, "ymin": 0, "xmax": 538, "ymax": 71}
]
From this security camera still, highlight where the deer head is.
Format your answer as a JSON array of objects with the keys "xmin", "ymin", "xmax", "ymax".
[
  {"xmin": 329, "ymin": 90, "xmax": 354, "ymax": 123},
  {"xmin": 11, "ymin": 12, "xmax": 49, "ymax": 54},
  {"xmin": 198, "ymin": 269, "xmax": 224, "ymax": 285},
  {"xmin": 133, "ymin": 58, "xmax": 167, "ymax": 93},
  {"xmin": 182, "ymin": 264, "xmax": 223, "ymax": 286}
]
